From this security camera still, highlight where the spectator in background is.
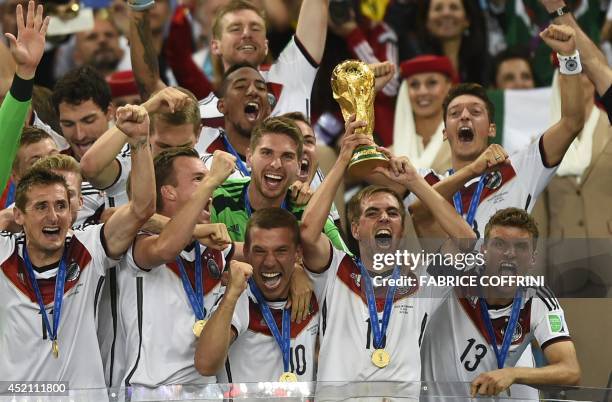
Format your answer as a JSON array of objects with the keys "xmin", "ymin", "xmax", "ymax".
[
  {"xmin": 414, "ymin": 0, "xmax": 490, "ymax": 85},
  {"xmin": 492, "ymin": 47, "xmax": 536, "ymax": 89},
  {"xmin": 107, "ymin": 70, "xmax": 141, "ymax": 107},
  {"xmin": 393, "ymin": 54, "xmax": 457, "ymax": 172},
  {"xmin": 72, "ymin": 8, "xmax": 129, "ymax": 78},
  {"xmin": 327, "ymin": 0, "xmax": 399, "ymax": 146}
]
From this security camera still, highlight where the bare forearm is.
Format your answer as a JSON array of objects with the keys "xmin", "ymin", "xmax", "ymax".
[
  {"xmin": 80, "ymin": 126, "xmax": 127, "ymax": 188},
  {"xmin": 195, "ymin": 294, "xmax": 239, "ymax": 375},
  {"xmin": 129, "ymin": 9, "xmax": 162, "ymax": 100},
  {"xmin": 511, "ymin": 363, "xmax": 580, "ymax": 387},
  {"xmin": 409, "ymin": 178, "xmax": 475, "ymax": 242},
  {"xmin": 410, "ymin": 165, "xmax": 476, "ymax": 221},
  {"xmin": 128, "ymin": 138, "xmax": 156, "ymax": 220},
  {"xmin": 154, "ymin": 180, "xmax": 217, "ymax": 258},
  {"xmin": 301, "ymin": 158, "xmax": 347, "ymax": 244}
]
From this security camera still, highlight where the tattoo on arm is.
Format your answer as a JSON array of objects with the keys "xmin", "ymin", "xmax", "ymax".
[
  {"xmin": 134, "ymin": 12, "xmax": 159, "ymax": 100},
  {"xmin": 130, "ymin": 138, "xmax": 149, "ymax": 152}
]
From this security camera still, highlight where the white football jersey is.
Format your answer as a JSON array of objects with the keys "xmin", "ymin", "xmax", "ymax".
[
  {"xmin": 102, "ymin": 144, "xmax": 131, "ymax": 209},
  {"xmin": 407, "ymin": 138, "xmax": 557, "ymax": 238},
  {"xmin": 215, "ymin": 286, "xmax": 319, "ymax": 383},
  {"xmin": 196, "ymin": 35, "xmax": 319, "ymax": 132},
  {"xmin": 117, "ymin": 241, "xmax": 232, "ymax": 387},
  {"xmin": 421, "ymin": 286, "xmax": 571, "ymax": 400},
  {"xmin": 307, "ymin": 248, "xmax": 450, "ymax": 383},
  {"xmin": 0, "ymin": 225, "xmax": 117, "ymax": 389}
]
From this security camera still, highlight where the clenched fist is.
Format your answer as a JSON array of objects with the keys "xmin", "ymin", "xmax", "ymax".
[
  {"xmin": 208, "ymin": 150, "xmax": 237, "ymax": 186},
  {"xmin": 116, "ymin": 105, "xmax": 150, "ymax": 141},
  {"xmin": 540, "ymin": 24, "xmax": 577, "ymax": 56}
]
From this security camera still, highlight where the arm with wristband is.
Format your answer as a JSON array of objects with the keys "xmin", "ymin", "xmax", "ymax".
[
  {"xmin": 0, "ymin": 1, "xmax": 49, "ymax": 192},
  {"xmin": 540, "ymin": 0, "xmax": 612, "ymax": 121},
  {"xmin": 538, "ymin": 24, "xmax": 585, "ymax": 167}
]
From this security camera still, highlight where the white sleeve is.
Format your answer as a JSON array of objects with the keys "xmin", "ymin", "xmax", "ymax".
[
  {"xmin": 73, "ymin": 224, "xmax": 121, "ymax": 276},
  {"xmin": 230, "ymin": 291, "xmax": 250, "ymax": 336},
  {"xmin": 103, "ymin": 146, "xmax": 132, "ymax": 208},
  {"xmin": 531, "ymin": 287, "xmax": 571, "ymax": 349},
  {"xmin": 0, "ymin": 232, "xmax": 16, "ymax": 263},
  {"xmin": 267, "ymin": 36, "xmax": 318, "ymax": 117},
  {"xmin": 305, "ymin": 246, "xmax": 345, "ymax": 306},
  {"xmin": 509, "ymin": 138, "xmax": 557, "ymax": 205}
]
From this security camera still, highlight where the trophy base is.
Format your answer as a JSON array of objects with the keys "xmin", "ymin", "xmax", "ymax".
[{"xmin": 348, "ymin": 145, "xmax": 389, "ymax": 177}]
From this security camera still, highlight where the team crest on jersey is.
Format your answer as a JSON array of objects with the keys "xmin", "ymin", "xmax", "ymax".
[
  {"xmin": 207, "ymin": 258, "xmax": 221, "ymax": 279},
  {"xmin": 501, "ymin": 321, "xmax": 523, "ymax": 343},
  {"xmin": 486, "ymin": 171, "xmax": 503, "ymax": 190},
  {"xmin": 66, "ymin": 261, "xmax": 81, "ymax": 282}
]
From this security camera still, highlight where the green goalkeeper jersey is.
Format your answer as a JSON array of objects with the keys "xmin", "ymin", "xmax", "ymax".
[{"xmin": 211, "ymin": 177, "xmax": 349, "ymax": 253}]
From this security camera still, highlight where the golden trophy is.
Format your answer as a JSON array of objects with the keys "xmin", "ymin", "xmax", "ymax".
[{"xmin": 332, "ymin": 60, "xmax": 388, "ymax": 176}]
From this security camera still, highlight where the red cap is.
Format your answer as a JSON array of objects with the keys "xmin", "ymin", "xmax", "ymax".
[
  {"xmin": 400, "ymin": 55, "xmax": 459, "ymax": 83},
  {"xmin": 107, "ymin": 70, "xmax": 139, "ymax": 98}
]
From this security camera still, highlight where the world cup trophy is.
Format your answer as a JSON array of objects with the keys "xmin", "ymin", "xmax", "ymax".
[{"xmin": 331, "ymin": 60, "xmax": 388, "ymax": 176}]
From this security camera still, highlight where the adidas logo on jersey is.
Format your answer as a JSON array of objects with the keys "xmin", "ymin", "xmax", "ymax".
[{"xmin": 227, "ymin": 224, "xmax": 241, "ymax": 235}]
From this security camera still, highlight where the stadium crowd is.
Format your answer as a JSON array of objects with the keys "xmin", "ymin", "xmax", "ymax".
[{"xmin": 0, "ymin": 0, "xmax": 611, "ymax": 399}]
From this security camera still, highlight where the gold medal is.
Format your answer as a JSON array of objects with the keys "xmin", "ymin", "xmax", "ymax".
[
  {"xmin": 52, "ymin": 340, "xmax": 59, "ymax": 359},
  {"xmin": 279, "ymin": 371, "xmax": 298, "ymax": 382},
  {"xmin": 371, "ymin": 348, "xmax": 390, "ymax": 368},
  {"xmin": 192, "ymin": 320, "xmax": 207, "ymax": 337}
]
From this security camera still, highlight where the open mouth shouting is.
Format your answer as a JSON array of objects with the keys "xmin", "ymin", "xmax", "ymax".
[
  {"xmin": 237, "ymin": 43, "xmax": 257, "ymax": 54},
  {"xmin": 262, "ymin": 171, "xmax": 285, "ymax": 191},
  {"xmin": 498, "ymin": 262, "xmax": 518, "ymax": 276},
  {"xmin": 261, "ymin": 271, "xmax": 282, "ymax": 290},
  {"xmin": 42, "ymin": 226, "xmax": 62, "ymax": 240},
  {"xmin": 374, "ymin": 228, "xmax": 393, "ymax": 248},
  {"xmin": 457, "ymin": 126, "xmax": 475, "ymax": 143},
  {"xmin": 297, "ymin": 157, "xmax": 311, "ymax": 182},
  {"xmin": 244, "ymin": 101, "xmax": 261, "ymax": 123}
]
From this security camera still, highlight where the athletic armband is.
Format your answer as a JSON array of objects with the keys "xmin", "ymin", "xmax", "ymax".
[
  {"xmin": 557, "ymin": 50, "xmax": 582, "ymax": 75},
  {"xmin": 128, "ymin": 0, "xmax": 155, "ymax": 11}
]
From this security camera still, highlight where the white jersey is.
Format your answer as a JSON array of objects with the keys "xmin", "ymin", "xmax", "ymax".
[
  {"xmin": 197, "ymin": 35, "xmax": 319, "ymax": 131},
  {"xmin": 215, "ymin": 286, "xmax": 319, "ymax": 383},
  {"xmin": 0, "ymin": 225, "xmax": 117, "ymax": 389},
  {"xmin": 102, "ymin": 144, "xmax": 131, "ymax": 209},
  {"xmin": 408, "ymin": 138, "xmax": 557, "ymax": 238},
  {"xmin": 421, "ymin": 286, "xmax": 571, "ymax": 400},
  {"xmin": 117, "ymin": 240, "xmax": 232, "ymax": 387},
  {"xmin": 199, "ymin": 135, "xmax": 340, "ymax": 221},
  {"xmin": 76, "ymin": 181, "xmax": 106, "ymax": 228},
  {"xmin": 307, "ymin": 248, "xmax": 449, "ymax": 383}
]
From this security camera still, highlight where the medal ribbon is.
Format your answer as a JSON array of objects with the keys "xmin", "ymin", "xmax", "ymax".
[
  {"xmin": 248, "ymin": 279, "xmax": 291, "ymax": 372},
  {"xmin": 175, "ymin": 242, "xmax": 206, "ymax": 321},
  {"xmin": 220, "ymin": 133, "xmax": 250, "ymax": 177},
  {"xmin": 22, "ymin": 241, "xmax": 68, "ymax": 345},
  {"xmin": 243, "ymin": 184, "xmax": 288, "ymax": 217},
  {"xmin": 478, "ymin": 289, "xmax": 523, "ymax": 369},
  {"xmin": 448, "ymin": 169, "xmax": 488, "ymax": 227},
  {"xmin": 355, "ymin": 258, "xmax": 399, "ymax": 349}
]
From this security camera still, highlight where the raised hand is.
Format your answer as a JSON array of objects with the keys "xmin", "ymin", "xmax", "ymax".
[
  {"xmin": 5, "ymin": 1, "xmax": 50, "ymax": 80},
  {"xmin": 370, "ymin": 61, "xmax": 396, "ymax": 93},
  {"xmin": 372, "ymin": 155, "xmax": 419, "ymax": 188},
  {"xmin": 226, "ymin": 261, "xmax": 253, "ymax": 300},
  {"xmin": 467, "ymin": 144, "xmax": 509, "ymax": 176},
  {"xmin": 143, "ymin": 86, "xmax": 192, "ymax": 114},
  {"xmin": 208, "ymin": 150, "xmax": 236, "ymax": 186},
  {"xmin": 116, "ymin": 105, "xmax": 150, "ymax": 143},
  {"xmin": 338, "ymin": 114, "xmax": 373, "ymax": 164},
  {"xmin": 540, "ymin": 24, "xmax": 577, "ymax": 56},
  {"xmin": 289, "ymin": 180, "xmax": 313, "ymax": 206},
  {"xmin": 195, "ymin": 223, "xmax": 232, "ymax": 250}
]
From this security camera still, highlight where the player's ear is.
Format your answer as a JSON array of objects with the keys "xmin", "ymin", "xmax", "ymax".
[
  {"xmin": 488, "ymin": 123, "xmax": 496, "ymax": 138},
  {"xmin": 442, "ymin": 127, "xmax": 448, "ymax": 141},
  {"xmin": 350, "ymin": 220, "xmax": 360, "ymax": 240},
  {"xmin": 13, "ymin": 207, "xmax": 24, "ymax": 226},
  {"xmin": 161, "ymin": 185, "xmax": 177, "ymax": 202},
  {"xmin": 217, "ymin": 98, "xmax": 225, "ymax": 115},
  {"xmin": 246, "ymin": 148, "xmax": 253, "ymax": 168}
]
